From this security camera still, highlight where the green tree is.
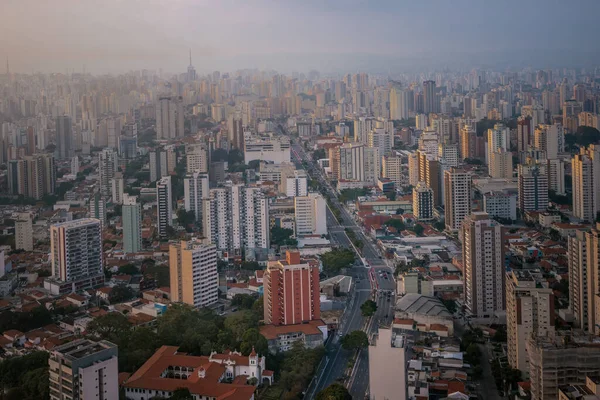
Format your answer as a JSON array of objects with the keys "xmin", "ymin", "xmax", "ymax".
[
  {"xmin": 270, "ymin": 226, "xmax": 298, "ymax": 247},
  {"xmin": 170, "ymin": 388, "xmax": 194, "ymax": 400},
  {"xmin": 360, "ymin": 300, "xmax": 377, "ymax": 317},
  {"xmin": 224, "ymin": 310, "xmax": 259, "ymax": 342},
  {"xmin": 239, "ymin": 328, "xmax": 268, "ymax": 356},
  {"xmin": 320, "ymin": 249, "xmax": 355, "ymax": 275},
  {"xmin": 118, "ymin": 263, "xmax": 138, "ymax": 275},
  {"xmin": 385, "ymin": 219, "xmax": 406, "ymax": 231},
  {"xmin": 341, "ymin": 330, "xmax": 369, "ymax": 350},
  {"xmin": 316, "ymin": 383, "xmax": 352, "ymax": 400},
  {"xmin": 240, "ymin": 261, "xmax": 261, "ymax": 271},
  {"xmin": 412, "ymin": 224, "xmax": 425, "ymax": 236},
  {"xmin": 176, "ymin": 209, "xmax": 196, "ymax": 231},
  {"xmin": 109, "ymin": 284, "xmax": 135, "ymax": 303},
  {"xmin": 231, "ymin": 294, "xmax": 256, "ymax": 310},
  {"xmin": 86, "ymin": 312, "xmax": 132, "ymax": 343}
]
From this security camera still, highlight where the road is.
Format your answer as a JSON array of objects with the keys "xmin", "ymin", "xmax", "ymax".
[{"xmin": 291, "ymin": 142, "xmax": 396, "ymax": 400}]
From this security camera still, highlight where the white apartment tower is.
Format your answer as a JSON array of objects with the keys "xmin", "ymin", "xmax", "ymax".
[
  {"xmin": 285, "ymin": 170, "xmax": 308, "ymax": 197},
  {"xmin": 506, "ymin": 270, "xmax": 555, "ymax": 377},
  {"xmin": 382, "ymin": 155, "xmax": 403, "ymax": 187},
  {"xmin": 156, "ymin": 96, "xmax": 184, "ymax": 139},
  {"xmin": 156, "ymin": 176, "xmax": 173, "ymax": 238},
  {"xmin": 462, "ymin": 212, "xmax": 505, "ymax": 318},
  {"xmin": 572, "ymin": 145, "xmax": 600, "ymax": 222},
  {"xmin": 186, "ymin": 144, "xmax": 208, "ymax": 174},
  {"xmin": 111, "ymin": 172, "xmax": 125, "ymax": 205},
  {"xmin": 518, "ymin": 160, "xmax": 549, "ymax": 212},
  {"xmin": 184, "ymin": 171, "xmax": 209, "ymax": 223},
  {"xmin": 98, "ymin": 148, "xmax": 118, "ymax": 197},
  {"xmin": 122, "ymin": 194, "xmax": 142, "ymax": 254},
  {"xmin": 444, "ymin": 168, "xmax": 472, "ymax": 231},
  {"xmin": 15, "ymin": 212, "xmax": 33, "ymax": 251},
  {"xmin": 294, "ymin": 193, "xmax": 327, "ymax": 236}
]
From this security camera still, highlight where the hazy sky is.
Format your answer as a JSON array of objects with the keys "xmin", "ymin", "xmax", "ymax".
[{"xmin": 3, "ymin": 0, "xmax": 600, "ymax": 74}]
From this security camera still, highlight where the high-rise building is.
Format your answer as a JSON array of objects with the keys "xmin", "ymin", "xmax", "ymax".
[
  {"xmin": 156, "ymin": 176, "xmax": 173, "ymax": 238},
  {"xmin": 462, "ymin": 212, "xmax": 504, "ymax": 317},
  {"xmin": 285, "ymin": 170, "xmax": 308, "ymax": 197},
  {"xmin": 353, "ymin": 117, "xmax": 375, "ymax": 144},
  {"xmin": 227, "ymin": 115, "xmax": 244, "ymax": 151},
  {"xmin": 47, "ymin": 219, "xmax": 104, "ymax": 295},
  {"xmin": 338, "ymin": 142, "xmax": 380, "ymax": 183},
  {"xmin": 517, "ymin": 117, "xmax": 532, "ymax": 153},
  {"xmin": 572, "ymin": 145, "xmax": 600, "ymax": 222},
  {"xmin": 169, "ymin": 239, "xmax": 218, "ymax": 308},
  {"xmin": 438, "ymin": 143, "xmax": 459, "ymax": 168},
  {"xmin": 568, "ymin": 229, "xmax": 600, "ymax": 334},
  {"xmin": 49, "ymin": 339, "xmax": 119, "ymax": 400},
  {"xmin": 263, "ymin": 250, "xmax": 320, "ymax": 326},
  {"xmin": 7, "ymin": 153, "xmax": 55, "ymax": 199},
  {"xmin": 184, "ymin": 171, "xmax": 209, "ymax": 223},
  {"xmin": 382, "ymin": 155, "xmax": 403, "ymax": 187},
  {"xmin": 534, "ymin": 124, "xmax": 563, "ymax": 160},
  {"xmin": 459, "ymin": 125, "xmax": 476, "ymax": 160},
  {"xmin": 155, "ymin": 96, "xmax": 184, "ymax": 139},
  {"xmin": 55, "ymin": 115, "xmax": 73, "ymax": 159},
  {"xmin": 390, "ymin": 87, "xmax": 411, "ymax": 120},
  {"xmin": 294, "ymin": 193, "xmax": 327, "ymax": 236},
  {"xmin": 418, "ymin": 150, "xmax": 442, "ymax": 206},
  {"xmin": 506, "ymin": 270, "xmax": 554, "ymax": 377},
  {"xmin": 486, "ymin": 123, "xmax": 510, "ymax": 164},
  {"xmin": 483, "ymin": 190, "xmax": 518, "ymax": 221},
  {"xmin": 444, "ymin": 168, "xmax": 472, "ymax": 231},
  {"xmin": 489, "ymin": 148, "xmax": 513, "ymax": 179},
  {"xmin": 98, "ymin": 148, "xmax": 118, "ymax": 196},
  {"xmin": 89, "ymin": 192, "xmax": 107, "ymax": 223},
  {"xmin": 186, "ymin": 144, "xmax": 208, "ymax": 174},
  {"xmin": 111, "ymin": 172, "xmax": 125, "ymax": 204},
  {"xmin": 149, "ymin": 149, "xmax": 168, "ymax": 183},
  {"xmin": 368, "ymin": 126, "xmax": 393, "ymax": 157},
  {"xmin": 203, "ymin": 185, "xmax": 269, "ymax": 255},
  {"xmin": 518, "ymin": 160, "xmax": 549, "ymax": 212},
  {"xmin": 407, "ymin": 152, "xmax": 420, "ymax": 186},
  {"xmin": 412, "ymin": 182, "xmax": 434, "ymax": 221},
  {"xmin": 15, "ymin": 212, "xmax": 33, "ymax": 251},
  {"xmin": 122, "ymin": 194, "xmax": 142, "ymax": 254},
  {"xmin": 423, "ymin": 80, "xmax": 437, "ymax": 114},
  {"xmin": 547, "ymin": 159, "xmax": 566, "ymax": 195}
]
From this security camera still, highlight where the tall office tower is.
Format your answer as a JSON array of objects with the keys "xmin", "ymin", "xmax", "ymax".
[
  {"xmin": 149, "ymin": 149, "xmax": 168, "ymax": 182},
  {"xmin": 119, "ymin": 122, "xmax": 138, "ymax": 159},
  {"xmin": 444, "ymin": 168, "xmax": 472, "ymax": 231},
  {"xmin": 368, "ymin": 126, "xmax": 393, "ymax": 157},
  {"xmin": 459, "ymin": 125, "xmax": 476, "ymax": 160},
  {"xmin": 415, "ymin": 113, "xmax": 428, "ymax": 130},
  {"xmin": 338, "ymin": 142, "xmax": 380, "ymax": 183},
  {"xmin": 55, "ymin": 115, "xmax": 73, "ymax": 159},
  {"xmin": 486, "ymin": 123, "xmax": 510, "ymax": 164},
  {"xmin": 438, "ymin": 143, "xmax": 459, "ymax": 168},
  {"xmin": 15, "ymin": 212, "xmax": 33, "ymax": 251},
  {"xmin": 518, "ymin": 160, "xmax": 549, "ymax": 212},
  {"xmin": 122, "ymin": 194, "xmax": 142, "ymax": 254},
  {"xmin": 203, "ymin": 185, "xmax": 269, "ymax": 255},
  {"xmin": 418, "ymin": 130, "xmax": 439, "ymax": 156},
  {"xmin": 228, "ymin": 115, "xmax": 244, "ymax": 150},
  {"xmin": 155, "ymin": 96, "xmax": 184, "ymax": 139},
  {"xmin": 186, "ymin": 144, "xmax": 208, "ymax": 174},
  {"xmin": 572, "ymin": 145, "xmax": 600, "ymax": 221},
  {"xmin": 534, "ymin": 124, "xmax": 563, "ymax": 160},
  {"xmin": 382, "ymin": 155, "xmax": 403, "ymax": 187},
  {"xmin": 353, "ymin": 117, "xmax": 374, "ymax": 144},
  {"xmin": 156, "ymin": 176, "xmax": 173, "ymax": 238},
  {"xmin": 573, "ymin": 83, "xmax": 586, "ymax": 104},
  {"xmin": 412, "ymin": 182, "xmax": 434, "ymax": 221},
  {"xmin": 407, "ymin": 152, "xmax": 420, "ymax": 186},
  {"xmin": 489, "ymin": 148, "xmax": 514, "ymax": 179},
  {"xmin": 111, "ymin": 172, "xmax": 124, "ymax": 204},
  {"xmin": 183, "ymin": 171, "xmax": 209, "ymax": 223},
  {"xmin": 7, "ymin": 153, "xmax": 56, "ymax": 199},
  {"xmin": 390, "ymin": 87, "xmax": 410, "ymax": 120},
  {"xmin": 106, "ymin": 117, "xmax": 121, "ymax": 149},
  {"xmin": 48, "ymin": 219, "xmax": 104, "ymax": 294},
  {"xmin": 71, "ymin": 155, "xmax": 79, "ymax": 175},
  {"xmin": 568, "ymin": 229, "xmax": 600, "ymax": 333},
  {"xmin": 563, "ymin": 99, "xmax": 583, "ymax": 133},
  {"xmin": 169, "ymin": 240, "xmax": 218, "ymax": 308},
  {"xmin": 547, "ymin": 159, "xmax": 566, "ymax": 195},
  {"xmin": 98, "ymin": 148, "xmax": 118, "ymax": 196},
  {"xmin": 423, "ymin": 80, "xmax": 437, "ymax": 114},
  {"xmin": 89, "ymin": 192, "xmax": 107, "ymax": 223},
  {"xmin": 517, "ymin": 117, "xmax": 532, "ymax": 153},
  {"xmin": 285, "ymin": 170, "xmax": 308, "ymax": 197},
  {"xmin": 263, "ymin": 250, "xmax": 320, "ymax": 326},
  {"xmin": 294, "ymin": 193, "xmax": 327, "ymax": 236},
  {"xmin": 187, "ymin": 50, "xmax": 196, "ymax": 82},
  {"xmin": 418, "ymin": 151, "xmax": 442, "ymax": 206},
  {"xmin": 462, "ymin": 212, "xmax": 504, "ymax": 317},
  {"xmin": 506, "ymin": 270, "xmax": 555, "ymax": 377},
  {"xmin": 49, "ymin": 339, "xmax": 119, "ymax": 400}
]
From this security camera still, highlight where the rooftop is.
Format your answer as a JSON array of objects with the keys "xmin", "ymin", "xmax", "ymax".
[{"xmin": 396, "ymin": 294, "xmax": 452, "ymax": 318}]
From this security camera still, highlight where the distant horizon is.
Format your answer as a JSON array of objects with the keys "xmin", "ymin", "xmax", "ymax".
[{"xmin": 3, "ymin": 0, "xmax": 600, "ymax": 75}]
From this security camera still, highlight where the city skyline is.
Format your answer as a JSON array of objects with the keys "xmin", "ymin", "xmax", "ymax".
[{"xmin": 3, "ymin": 0, "xmax": 600, "ymax": 74}]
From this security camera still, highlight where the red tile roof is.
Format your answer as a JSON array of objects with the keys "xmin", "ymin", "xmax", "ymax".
[{"xmin": 259, "ymin": 320, "xmax": 326, "ymax": 340}]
